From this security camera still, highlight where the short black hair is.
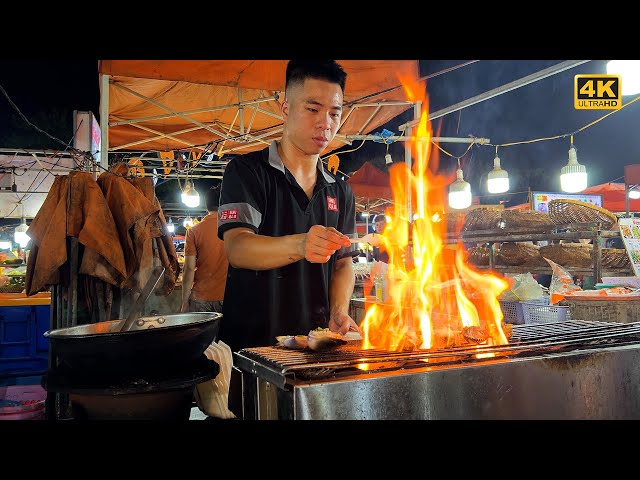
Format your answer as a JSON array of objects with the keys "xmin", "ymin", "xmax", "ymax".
[
  {"xmin": 374, "ymin": 215, "xmax": 386, "ymax": 223},
  {"xmin": 285, "ymin": 60, "xmax": 347, "ymax": 93},
  {"xmin": 205, "ymin": 186, "xmax": 220, "ymax": 212}
]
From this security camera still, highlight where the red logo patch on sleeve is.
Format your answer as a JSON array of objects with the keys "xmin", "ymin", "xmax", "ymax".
[
  {"xmin": 327, "ymin": 196, "xmax": 338, "ymax": 212},
  {"xmin": 219, "ymin": 208, "xmax": 238, "ymax": 221}
]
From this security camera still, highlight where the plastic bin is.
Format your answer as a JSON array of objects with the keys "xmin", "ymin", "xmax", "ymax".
[
  {"xmin": 0, "ymin": 384, "xmax": 46, "ymax": 420},
  {"xmin": 499, "ymin": 297, "xmax": 549, "ymax": 325},
  {"xmin": 561, "ymin": 298, "xmax": 640, "ymax": 324},
  {"xmin": 521, "ymin": 301, "xmax": 571, "ymax": 324},
  {"xmin": 0, "ymin": 304, "xmax": 50, "ymax": 377}
]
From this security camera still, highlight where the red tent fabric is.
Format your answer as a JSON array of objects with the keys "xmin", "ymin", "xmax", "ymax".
[
  {"xmin": 346, "ymin": 162, "xmax": 392, "ymax": 199},
  {"xmin": 582, "ymin": 183, "xmax": 640, "ymax": 213},
  {"xmin": 507, "ymin": 182, "xmax": 640, "ymax": 213}
]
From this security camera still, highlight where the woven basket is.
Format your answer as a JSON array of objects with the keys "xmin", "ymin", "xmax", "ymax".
[
  {"xmin": 0, "ymin": 284, "xmax": 25, "ymax": 294},
  {"xmin": 522, "ymin": 252, "xmax": 549, "ymax": 267},
  {"xmin": 539, "ymin": 243, "xmax": 593, "ymax": 267},
  {"xmin": 467, "ymin": 246, "xmax": 491, "ymax": 266},
  {"xmin": 462, "ymin": 208, "xmax": 502, "ymax": 232},
  {"xmin": 444, "ymin": 211, "xmax": 467, "ymax": 235},
  {"xmin": 601, "ymin": 248, "xmax": 631, "ymax": 269},
  {"xmin": 497, "ymin": 242, "xmax": 540, "ymax": 266},
  {"xmin": 500, "ymin": 209, "xmax": 555, "ymax": 232},
  {"xmin": 547, "ymin": 199, "xmax": 617, "ymax": 230}
]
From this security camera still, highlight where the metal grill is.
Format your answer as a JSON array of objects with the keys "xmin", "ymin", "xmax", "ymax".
[{"xmin": 235, "ymin": 321, "xmax": 640, "ymax": 384}]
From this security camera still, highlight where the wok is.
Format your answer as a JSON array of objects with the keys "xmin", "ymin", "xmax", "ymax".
[{"xmin": 44, "ymin": 312, "xmax": 222, "ymax": 377}]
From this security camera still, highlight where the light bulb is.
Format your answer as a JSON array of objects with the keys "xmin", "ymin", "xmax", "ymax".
[
  {"xmin": 183, "ymin": 216, "xmax": 194, "ymax": 228},
  {"xmin": 606, "ymin": 60, "xmax": 640, "ymax": 96},
  {"xmin": 166, "ymin": 218, "xmax": 175, "ymax": 233},
  {"xmin": 14, "ymin": 220, "xmax": 30, "ymax": 248},
  {"xmin": 181, "ymin": 181, "xmax": 200, "ymax": 208},
  {"xmin": 560, "ymin": 144, "xmax": 587, "ymax": 193},
  {"xmin": 487, "ymin": 155, "xmax": 510, "ymax": 194},
  {"xmin": 385, "ymin": 153, "xmax": 393, "ymax": 165},
  {"xmin": 448, "ymin": 168, "xmax": 472, "ymax": 209},
  {"xmin": 629, "ymin": 190, "xmax": 640, "ymax": 200}
]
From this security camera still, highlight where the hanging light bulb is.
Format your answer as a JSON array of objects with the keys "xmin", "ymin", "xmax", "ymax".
[
  {"xmin": 629, "ymin": 189, "xmax": 640, "ymax": 200},
  {"xmin": 166, "ymin": 217, "xmax": 175, "ymax": 234},
  {"xmin": 181, "ymin": 181, "xmax": 200, "ymax": 208},
  {"xmin": 606, "ymin": 60, "xmax": 640, "ymax": 96},
  {"xmin": 183, "ymin": 216, "xmax": 194, "ymax": 228},
  {"xmin": 560, "ymin": 137, "xmax": 587, "ymax": 193},
  {"xmin": 487, "ymin": 149, "xmax": 510, "ymax": 194},
  {"xmin": 385, "ymin": 153, "xmax": 393, "ymax": 165},
  {"xmin": 14, "ymin": 218, "xmax": 30, "ymax": 248},
  {"xmin": 448, "ymin": 167, "xmax": 472, "ymax": 210}
]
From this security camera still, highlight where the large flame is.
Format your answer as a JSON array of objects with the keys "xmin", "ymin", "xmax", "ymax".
[{"xmin": 360, "ymin": 77, "xmax": 510, "ymax": 352}]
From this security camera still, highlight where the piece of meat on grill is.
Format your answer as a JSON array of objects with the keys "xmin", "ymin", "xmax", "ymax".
[{"xmin": 307, "ymin": 329, "xmax": 347, "ymax": 351}]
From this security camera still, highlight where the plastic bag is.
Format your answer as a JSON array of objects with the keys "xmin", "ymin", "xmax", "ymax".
[
  {"xmin": 500, "ymin": 272, "xmax": 544, "ymax": 301},
  {"xmin": 543, "ymin": 257, "xmax": 582, "ymax": 304},
  {"xmin": 193, "ymin": 340, "xmax": 236, "ymax": 419}
]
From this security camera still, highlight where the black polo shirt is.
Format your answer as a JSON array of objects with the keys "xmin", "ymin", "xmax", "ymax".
[{"xmin": 217, "ymin": 141, "xmax": 356, "ymax": 352}]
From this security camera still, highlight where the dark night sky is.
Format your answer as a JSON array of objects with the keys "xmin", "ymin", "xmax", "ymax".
[{"xmin": 1, "ymin": 59, "xmax": 638, "ymax": 209}]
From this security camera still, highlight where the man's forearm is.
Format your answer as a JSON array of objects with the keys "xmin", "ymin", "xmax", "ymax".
[
  {"xmin": 181, "ymin": 268, "xmax": 195, "ymax": 305},
  {"xmin": 330, "ymin": 258, "xmax": 355, "ymax": 316},
  {"xmin": 225, "ymin": 230, "xmax": 306, "ymax": 270}
]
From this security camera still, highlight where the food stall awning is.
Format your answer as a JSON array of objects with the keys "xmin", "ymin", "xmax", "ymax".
[{"xmin": 98, "ymin": 60, "xmax": 424, "ymax": 158}]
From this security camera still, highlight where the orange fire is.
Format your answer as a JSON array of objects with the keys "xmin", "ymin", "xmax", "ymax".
[{"xmin": 360, "ymin": 77, "xmax": 510, "ymax": 352}]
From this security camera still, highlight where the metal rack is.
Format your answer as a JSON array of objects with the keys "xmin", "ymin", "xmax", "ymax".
[{"xmin": 452, "ymin": 225, "xmax": 630, "ymax": 283}]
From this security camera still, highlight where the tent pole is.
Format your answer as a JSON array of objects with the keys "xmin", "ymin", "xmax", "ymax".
[{"xmin": 99, "ymin": 73, "xmax": 110, "ymax": 174}]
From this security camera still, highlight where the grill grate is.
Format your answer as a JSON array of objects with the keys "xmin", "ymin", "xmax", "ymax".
[{"xmin": 236, "ymin": 321, "xmax": 640, "ymax": 382}]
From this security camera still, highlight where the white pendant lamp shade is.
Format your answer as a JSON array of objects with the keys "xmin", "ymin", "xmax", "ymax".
[
  {"xmin": 487, "ymin": 154, "xmax": 510, "ymax": 194},
  {"xmin": 606, "ymin": 60, "xmax": 640, "ymax": 96},
  {"xmin": 560, "ymin": 144, "xmax": 587, "ymax": 193},
  {"xmin": 448, "ymin": 168, "xmax": 472, "ymax": 209},
  {"xmin": 629, "ymin": 190, "xmax": 640, "ymax": 200},
  {"xmin": 181, "ymin": 181, "xmax": 200, "ymax": 208}
]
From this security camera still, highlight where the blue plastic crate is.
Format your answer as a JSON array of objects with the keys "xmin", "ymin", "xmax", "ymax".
[{"xmin": 0, "ymin": 305, "xmax": 50, "ymax": 377}]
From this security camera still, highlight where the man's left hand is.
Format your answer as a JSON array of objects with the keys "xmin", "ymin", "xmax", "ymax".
[{"xmin": 329, "ymin": 310, "xmax": 360, "ymax": 336}]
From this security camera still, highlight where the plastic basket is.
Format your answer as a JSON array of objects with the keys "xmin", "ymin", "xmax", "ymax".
[
  {"xmin": 499, "ymin": 297, "xmax": 549, "ymax": 325},
  {"xmin": 521, "ymin": 301, "xmax": 571, "ymax": 324},
  {"xmin": 561, "ymin": 298, "xmax": 640, "ymax": 324}
]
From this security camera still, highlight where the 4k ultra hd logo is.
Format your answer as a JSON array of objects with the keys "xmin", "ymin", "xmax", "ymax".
[{"xmin": 575, "ymin": 74, "xmax": 622, "ymax": 110}]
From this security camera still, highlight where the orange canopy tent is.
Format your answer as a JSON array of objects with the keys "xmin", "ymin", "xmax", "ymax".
[
  {"xmin": 98, "ymin": 60, "xmax": 424, "ymax": 159},
  {"xmin": 507, "ymin": 182, "xmax": 640, "ymax": 213}
]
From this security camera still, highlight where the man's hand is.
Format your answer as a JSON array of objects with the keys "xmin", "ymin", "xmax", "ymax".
[
  {"xmin": 329, "ymin": 310, "xmax": 361, "ymax": 336},
  {"xmin": 303, "ymin": 225, "xmax": 350, "ymax": 263}
]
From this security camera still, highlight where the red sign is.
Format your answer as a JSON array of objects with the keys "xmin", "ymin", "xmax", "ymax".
[
  {"xmin": 219, "ymin": 209, "xmax": 238, "ymax": 220},
  {"xmin": 327, "ymin": 196, "xmax": 338, "ymax": 212}
]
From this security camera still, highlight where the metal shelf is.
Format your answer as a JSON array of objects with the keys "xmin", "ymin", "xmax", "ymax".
[{"xmin": 447, "ymin": 227, "xmax": 628, "ymax": 283}]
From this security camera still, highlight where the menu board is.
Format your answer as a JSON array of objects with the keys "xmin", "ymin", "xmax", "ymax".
[
  {"xmin": 618, "ymin": 218, "xmax": 640, "ymax": 276},
  {"xmin": 531, "ymin": 192, "xmax": 603, "ymax": 213}
]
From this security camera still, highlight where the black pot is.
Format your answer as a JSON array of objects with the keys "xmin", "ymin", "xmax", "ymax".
[{"xmin": 44, "ymin": 312, "xmax": 222, "ymax": 377}]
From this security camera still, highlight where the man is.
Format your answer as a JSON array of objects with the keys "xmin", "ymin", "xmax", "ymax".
[
  {"xmin": 372, "ymin": 214, "xmax": 389, "ymax": 263},
  {"xmin": 180, "ymin": 186, "xmax": 228, "ymax": 314},
  {"xmin": 217, "ymin": 60, "xmax": 360, "ymax": 353}
]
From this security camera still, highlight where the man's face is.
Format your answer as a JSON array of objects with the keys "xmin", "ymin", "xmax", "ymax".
[
  {"xmin": 375, "ymin": 219, "xmax": 385, "ymax": 233},
  {"xmin": 281, "ymin": 78, "xmax": 343, "ymax": 155}
]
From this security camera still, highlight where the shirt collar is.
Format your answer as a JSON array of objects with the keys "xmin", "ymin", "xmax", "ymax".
[{"xmin": 268, "ymin": 141, "xmax": 335, "ymax": 184}]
